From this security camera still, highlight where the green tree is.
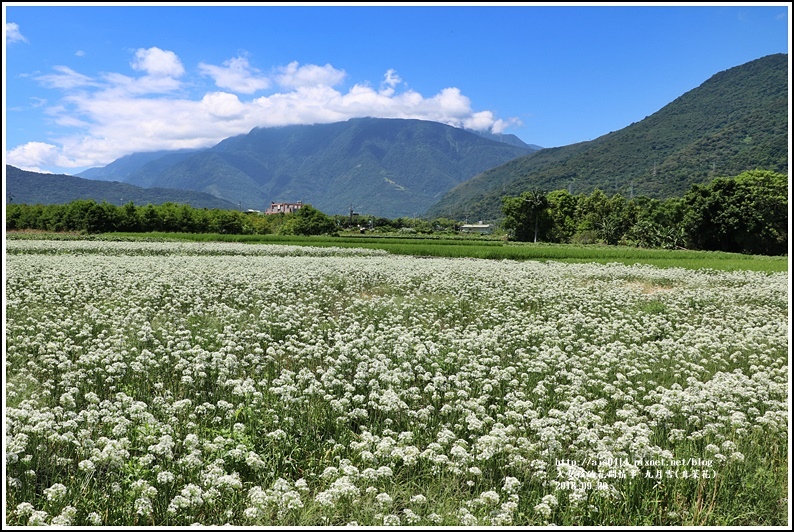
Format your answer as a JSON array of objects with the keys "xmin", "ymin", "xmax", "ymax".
[
  {"xmin": 118, "ymin": 202, "xmax": 141, "ymax": 232},
  {"xmin": 627, "ymin": 219, "xmax": 663, "ymax": 248},
  {"xmin": 175, "ymin": 204, "xmax": 199, "ymax": 233},
  {"xmin": 430, "ymin": 217, "xmax": 458, "ymax": 233},
  {"xmin": 730, "ymin": 170, "xmax": 788, "ymax": 255},
  {"xmin": 546, "ymin": 189, "xmax": 578, "ymax": 243},
  {"xmin": 191, "ymin": 208, "xmax": 212, "ymax": 233},
  {"xmin": 682, "ymin": 170, "xmax": 787, "ymax": 255},
  {"xmin": 371, "ymin": 216, "xmax": 397, "ymax": 232},
  {"xmin": 139, "ymin": 204, "xmax": 162, "ymax": 232},
  {"xmin": 281, "ymin": 204, "xmax": 336, "ymax": 236},
  {"xmin": 62, "ymin": 199, "xmax": 99, "ymax": 232},
  {"xmin": 157, "ymin": 202, "xmax": 181, "ymax": 232},
  {"xmin": 5, "ymin": 204, "xmax": 24, "ymax": 230},
  {"xmin": 209, "ymin": 209, "xmax": 246, "ymax": 234},
  {"xmin": 576, "ymin": 189, "xmax": 610, "ymax": 234},
  {"xmin": 84, "ymin": 201, "xmax": 119, "ymax": 233},
  {"xmin": 502, "ymin": 188, "xmax": 549, "ymax": 242}
]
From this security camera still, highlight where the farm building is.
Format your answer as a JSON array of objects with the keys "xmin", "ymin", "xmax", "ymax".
[
  {"xmin": 460, "ymin": 222, "xmax": 492, "ymax": 234},
  {"xmin": 265, "ymin": 201, "xmax": 303, "ymax": 215}
]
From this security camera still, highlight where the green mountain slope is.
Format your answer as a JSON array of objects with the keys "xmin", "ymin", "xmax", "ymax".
[
  {"xmin": 77, "ymin": 149, "xmax": 200, "ymax": 184},
  {"xmin": 84, "ymin": 118, "xmax": 537, "ymax": 218},
  {"xmin": 426, "ymin": 53, "xmax": 788, "ymax": 221},
  {"xmin": 5, "ymin": 165, "xmax": 238, "ymax": 209}
]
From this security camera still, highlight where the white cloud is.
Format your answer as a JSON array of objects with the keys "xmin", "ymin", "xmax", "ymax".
[
  {"xmin": 460, "ymin": 111, "xmax": 522, "ymax": 134},
  {"xmin": 464, "ymin": 110, "xmax": 499, "ymax": 132},
  {"xmin": 383, "ymin": 68, "xmax": 401, "ymax": 88},
  {"xmin": 131, "ymin": 47, "xmax": 185, "ymax": 78},
  {"xmin": 102, "ymin": 71, "xmax": 183, "ymax": 95},
  {"xmin": 6, "ymin": 142, "xmax": 78, "ymax": 171},
  {"xmin": 36, "ymin": 66, "xmax": 99, "ymax": 90},
  {"xmin": 201, "ymin": 92, "xmax": 246, "ymax": 119},
  {"xmin": 275, "ymin": 61, "xmax": 346, "ymax": 88},
  {"xmin": 378, "ymin": 69, "xmax": 402, "ymax": 97},
  {"xmin": 8, "ymin": 49, "xmax": 520, "ymax": 173},
  {"xmin": 199, "ymin": 56, "xmax": 270, "ymax": 94},
  {"xmin": 431, "ymin": 87, "xmax": 472, "ymax": 116},
  {"xmin": 489, "ymin": 117, "xmax": 522, "ymax": 134},
  {"xmin": 6, "ymin": 22, "xmax": 28, "ymax": 44}
]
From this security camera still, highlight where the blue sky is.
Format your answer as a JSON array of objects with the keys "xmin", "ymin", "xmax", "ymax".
[{"xmin": 3, "ymin": 2, "xmax": 790, "ymax": 175}]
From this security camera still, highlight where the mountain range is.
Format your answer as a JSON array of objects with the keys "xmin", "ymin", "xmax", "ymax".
[
  {"xmin": 5, "ymin": 165, "xmax": 238, "ymax": 210},
  {"xmin": 74, "ymin": 118, "xmax": 538, "ymax": 218},
  {"xmin": 6, "ymin": 53, "xmax": 786, "ymax": 221},
  {"xmin": 427, "ymin": 53, "xmax": 788, "ymax": 221}
]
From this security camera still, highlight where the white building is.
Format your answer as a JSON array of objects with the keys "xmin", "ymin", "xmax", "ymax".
[
  {"xmin": 460, "ymin": 221, "xmax": 492, "ymax": 234},
  {"xmin": 265, "ymin": 201, "xmax": 303, "ymax": 215}
]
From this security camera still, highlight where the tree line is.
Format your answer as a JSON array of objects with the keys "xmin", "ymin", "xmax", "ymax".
[
  {"xmin": 501, "ymin": 170, "xmax": 787, "ymax": 255},
  {"xmin": 3, "ymin": 199, "xmax": 460, "ymax": 238},
  {"xmin": 4, "ymin": 201, "xmax": 338, "ymax": 237},
  {"xmin": 6, "ymin": 194, "xmax": 470, "ymax": 235},
  {"xmin": 5, "ymin": 169, "xmax": 787, "ymax": 256}
]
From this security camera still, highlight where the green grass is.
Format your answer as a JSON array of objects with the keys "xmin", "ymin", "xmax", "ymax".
[{"xmin": 6, "ymin": 230, "xmax": 788, "ymax": 272}]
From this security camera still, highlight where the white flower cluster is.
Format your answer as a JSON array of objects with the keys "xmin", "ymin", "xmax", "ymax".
[
  {"xmin": 245, "ymin": 478, "xmax": 308, "ymax": 521},
  {"xmin": 6, "ymin": 238, "xmax": 388, "ymax": 257},
  {"xmin": 5, "ymin": 239, "xmax": 788, "ymax": 525}
]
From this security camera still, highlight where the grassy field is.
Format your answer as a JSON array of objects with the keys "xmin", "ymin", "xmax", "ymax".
[
  {"xmin": 7, "ymin": 230, "xmax": 789, "ymax": 272},
  {"xmin": 4, "ymin": 238, "xmax": 789, "ymax": 526}
]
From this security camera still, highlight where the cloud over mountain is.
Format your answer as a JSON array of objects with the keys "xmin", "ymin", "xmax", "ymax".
[{"xmin": 7, "ymin": 46, "xmax": 520, "ymax": 174}]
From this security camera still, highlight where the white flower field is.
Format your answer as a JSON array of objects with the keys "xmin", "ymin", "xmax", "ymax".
[{"xmin": 4, "ymin": 239, "xmax": 789, "ymax": 526}]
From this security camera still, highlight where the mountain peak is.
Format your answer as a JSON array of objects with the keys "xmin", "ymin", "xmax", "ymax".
[{"xmin": 75, "ymin": 118, "xmax": 537, "ymax": 218}]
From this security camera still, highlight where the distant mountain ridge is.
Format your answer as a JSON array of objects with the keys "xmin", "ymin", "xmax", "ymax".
[
  {"xmin": 76, "ymin": 149, "xmax": 202, "ymax": 183},
  {"xmin": 427, "ymin": 53, "xmax": 788, "ymax": 221},
  {"xmin": 465, "ymin": 129, "xmax": 542, "ymax": 150},
  {"xmin": 78, "ymin": 118, "xmax": 537, "ymax": 218},
  {"xmin": 5, "ymin": 165, "xmax": 238, "ymax": 210},
  {"xmin": 17, "ymin": 54, "xmax": 785, "ymax": 221}
]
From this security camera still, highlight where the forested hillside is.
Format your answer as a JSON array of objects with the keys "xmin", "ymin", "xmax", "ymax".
[
  {"xmin": 78, "ymin": 118, "xmax": 536, "ymax": 218},
  {"xmin": 426, "ymin": 53, "xmax": 788, "ymax": 221},
  {"xmin": 5, "ymin": 165, "xmax": 238, "ymax": 210}
]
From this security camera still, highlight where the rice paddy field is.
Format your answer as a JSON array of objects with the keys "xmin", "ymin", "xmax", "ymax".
[{"xmin": 4, "ymin": 239, "xmax": 790, "ymax": 526}]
